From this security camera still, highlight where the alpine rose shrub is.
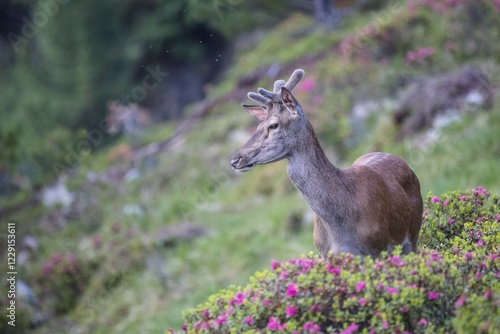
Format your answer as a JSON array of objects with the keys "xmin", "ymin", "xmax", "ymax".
[
  {"xmin": 420, "ymin": 187, "xmax": 500, "ymax": 253},
  {"xmin": 179, "ymin": 188, "xmax": 500, "ymax": 333},
  {"xmin": 36, "ymin": 252, "xmax": 91, "ymax": 314}
]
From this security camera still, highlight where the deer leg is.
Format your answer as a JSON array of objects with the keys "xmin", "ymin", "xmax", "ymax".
[{"xmin": 313, "ymin": 215, "xmax": 334, "ymax": 259}]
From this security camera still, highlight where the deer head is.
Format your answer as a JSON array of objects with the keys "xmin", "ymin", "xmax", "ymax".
[{"xmin": 231, "ymin": 69, "xmax": 306, "ymax": 172}]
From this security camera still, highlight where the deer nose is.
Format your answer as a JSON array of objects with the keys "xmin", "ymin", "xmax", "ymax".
[{"xmin": 231, "ymin": 155, "xmax": 242, "ymax": 169}]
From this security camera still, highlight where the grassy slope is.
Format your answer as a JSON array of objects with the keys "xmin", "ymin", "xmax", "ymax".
[{"xmin": 16, "ymin": 2, "xmax": 500, "ymax": 333}]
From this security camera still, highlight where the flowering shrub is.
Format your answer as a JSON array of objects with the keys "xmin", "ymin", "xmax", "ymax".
[
  {"xmin": 340, "ymin": 0, "xmax": 500, "ymax": 65},
  {"xmin": 452, "ymin": 287, "xmax": 500, "ymax": 333},
  {"xmin": 404, "ymin": 47, "xmax": 435, "ymax": 65},
  {"xmin": 420, "ymin": 187, "xmax": 500, "ymax": 253},
  {"xmin": 179, "ymin": 188, "xmax": 500, "ymax": 333},
  {"xmin": 36, "ymin": 252, "xmax": 91, "ymax": 314}
]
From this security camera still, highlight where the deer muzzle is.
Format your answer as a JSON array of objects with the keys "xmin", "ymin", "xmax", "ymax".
[{"xmin": 230, "ymin": 154, "xmax": 255, "ymax": 172}]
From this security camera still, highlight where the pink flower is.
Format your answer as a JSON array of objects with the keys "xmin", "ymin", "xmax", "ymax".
[
  {"xmin": 423, "ymin": 209, "xmax": 429, "ymax": 218},
  {"xmin": 280, "ymin": 271, "xmax": 288, "ymax": 280},
  {"xmin": 418, "ymin": 318, "xmax": 428, "ymax": 326},
  {"xmin": 244, "ymin": 315, "xmax": 254, "ymax": 326},
  {"xmin": 267, "ymin": 317, "xmax": 286, "ymax": 331},
  {"xmin": 262, "ymin": 299, "xmax": 271, "ymax": 307},
  {"xmin": 356, "ymin": 281, "xmax": 366, "ymax": 292},
  {"xmin": 382, "ymin": 321, "xmax": 389, "ymax": 329},
  {"xmin": 493, "ymin": 0, "xmax": 500, "ymax": 12},
  {"xmin": 341, "ymin": 323, "xmax": 359, "ymax": 334},
  {"xmin": 374, "ymin": 262, "xmax": 384, "ymax": 270},
  {"xmin": 428, "ymin": 291, "xmax": 440, "ymax": 300},
  {"xmin": 214, "ymin": 314, "xmax": 227, "ymax": 326},
  {"xmin": 417, "ymin": 46, "xmax": 435, "ymax": 59},
  {"xmin": 476, "ymin": 240, "xmax": 485, "ymax": 247},
  {"xmin": 300, "ymin": 78, "xmax": 315, "ymax": 92},
  {"xmin": 41, "ymin": 262, "xmax": 54, "ymax": 277},
  {"xmin": 476, "ymin": 216, "xmax": 486, "ymax": 223},
  {"xmin": 447, "ymin": 217, "xmax": 455, "ymax": 224},
  {"xmin": 406, "ymin": 46, "xmax": 435, "ymax": 65},
  {"xmin": 473, "ymin": 186, "xmax": 489, "ymax": 197},
  {"xmin": 430, "ymin": 252, "xmax": 441, "ymax": 261},
  {"xmin": 455, "ymin": 295, "xmax": 467, "ymax": 308},
  {"xmin": 201, "ymin": 309, "xmax": 210, "ymax": 318},
  {"xmin": 431, "ymin": 196, "xmax": 441, "ymax": 203},
  {"xmin": 286, "ymin": 283, "xmax": 298, "ymax": 298},
  {"xmin": 297, "ymin": 258, "xmax": 315, "ymax": 274},
  {"xmin": 310, "ymin": 304, "xmax": 321, "ymax": 313},
  {"xmin": 495, "ymin": 214, "xmax": 500, "ymax": 222},
  {"xmin": 271, "ymin": 259, "xmax": 280, "ymax": 270},
  {"xmin": 52, "ymin": 253, "xmax": 63, "ymax": 263},
  {"xmin": 390, "ymin": 256, "xmax": 405, "ymax": 267},
  {"xmin": 234, "ymin": 291, "xmax": 246, "ymax": 305},
  {"xmin": 443, "ymin": 199, "xmax": 450, "ymax": 207},
  {"xmin": 405, "ymin": 50, "xmax": 417, "ymax": 63},
  {"xmin": 304, "ymin": 321, "xmax": 321, "ymax": 333},
  {"xmin": 359, "ymin": 298, "xmax": 368, "ymax": 306},
  {"xmin": 286, "ymin": 305, "xmax": 298, "ymax": 318},
  {"xmin": 327, "ymin": 264, "xmax": 341, "ymax": 275},
  {"xmin": 464, "ymin": 252, "xmax": 473, "ymax": 260},
  {"xmin": 387, "ymin": 287, "xmax": 399, "ymax": 295}
]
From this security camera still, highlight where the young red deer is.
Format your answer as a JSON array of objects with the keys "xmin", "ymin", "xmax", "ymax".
[{"xmin": 231, "ymin": 69, "xmax": 423, "ymax": 258}]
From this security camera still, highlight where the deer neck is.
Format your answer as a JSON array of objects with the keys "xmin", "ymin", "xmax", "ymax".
[{"xmin": 286, "ymin": 122, "xmax": 350, "ymax": 219}]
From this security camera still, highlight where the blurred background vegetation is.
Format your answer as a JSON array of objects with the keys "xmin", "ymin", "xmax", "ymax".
[{"xmin": 0, "ymin": 0, "xmax": 499, "ymax": 333}]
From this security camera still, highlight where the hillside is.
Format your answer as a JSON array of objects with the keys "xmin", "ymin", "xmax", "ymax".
[{"xmin": 2, "ymin": 1, "xmax": 500, "ymax": 333}]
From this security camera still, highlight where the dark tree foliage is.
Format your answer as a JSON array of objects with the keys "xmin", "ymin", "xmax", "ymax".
[{"xmin": 0, "ymin": 0, "xmax": 303, "ymax": 187}]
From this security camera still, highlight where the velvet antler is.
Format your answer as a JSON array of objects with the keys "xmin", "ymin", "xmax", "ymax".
[{"xmin": 246, "ymin": 69, "xmax": 305, "ymax": 105}]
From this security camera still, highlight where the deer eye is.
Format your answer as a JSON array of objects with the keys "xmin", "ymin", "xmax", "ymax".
[{"xmin": 269, "ymin": 123, "xmax": 279, "ymax": 130}]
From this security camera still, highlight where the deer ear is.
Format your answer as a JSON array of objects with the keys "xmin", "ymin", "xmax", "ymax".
[
  {"xmin": 280, "ymin": 87, "xmax": 299, "ymax": 116},
  {"xmin": 241, "ymin": 104, "xmax": 268, "ymax": 123}
]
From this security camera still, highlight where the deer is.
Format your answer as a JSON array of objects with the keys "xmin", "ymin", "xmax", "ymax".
[{"xmin": 231, "ymin": 69, "xmax": 423, "ymax": 258}]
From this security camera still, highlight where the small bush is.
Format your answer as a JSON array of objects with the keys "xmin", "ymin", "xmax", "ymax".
[
  {"xmin": 36, "ymin": 252, "xmax": 91, "ymax": 315},
  {"xmin": 420, "ymin": 187, "xmax": 500, "ymax": 253},
  {"xmin": 453, "ymin": 287, "xmax": 500, "ymax": 334},
  {"xmin": 178, "ymin": 188, "xmax": 500, "ymax": 333}
]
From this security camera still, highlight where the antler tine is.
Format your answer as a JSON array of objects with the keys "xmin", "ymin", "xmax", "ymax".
[
  {"xmin": 256, "ymin": 79, "xmax": 285, "ymax": 102},
  {"xmin": 257, "ymin": 87, "xmax": 275, "ymax": 99},
  {"xmin": 247, "ymin": 92, "xmax": 271, "ymax": 105},
  {"xmin": 273, "ymin": 79, "xmax": 286, "ymax": 92},
  {"xmin": 246, "ymin": 69, "xmax": 305, "ymax": 106},
  {"xmin": 284, "ymin": 69, "xmax": 304, "ymax": 91}
]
